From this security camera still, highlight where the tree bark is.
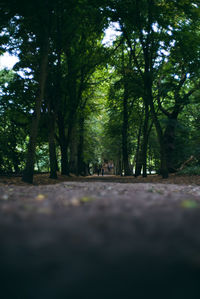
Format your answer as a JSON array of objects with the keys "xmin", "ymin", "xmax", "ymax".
[
  {"xmin": 122, "ymin": 84, "xmax": 132, "ymax": 176},
  {"xmin": 22, "ymin": 38, "xmax": 49, "ymax": 183},
  {"xmin": 163, "ymin": 116, "xmax": 178, "ymax": 173},
  {"xmin": 141, "ymin": 103, "xmax": 149, "ymax": 177},
  {"xmin": 69, "ymin": 125, "xmax": 78, "ymax": 175},
  {"xmin": 10, "ymin": 123, "xmax": 20, "ymax": 173},
  {"xmin": 48, "ymin": 111, "xmax": 57, "ymax": 179},
  {"xmin": 57, "ymin": 112, "xmax": 69, "ymax": 175},
  {"xmin": 121, "ymin": 45, "xmax": 132, "ymax": 176},
  {"xmin": 143, "ymin": 62, "xmax": 168, "ymax": 178},
  {"xmin": 115, "ymin": 153, "xmax": 122, "ymax": 176},
  {"xmin": 137, "ymin": 0, "xmax": 168, "ymax": 178},
  {"xmin": 135, "ymin": 150, "xmax": 143, "ymax": 177},
  {"xmin": 149, "ymin": 99, "xmax": 168, "ymax": 178},
  {"xmin": 134, "ymin": 113, "xmax": 143, "ymax": 177},
  {"xmin": 77, "ymin": 115, "xmax": 85, "ymax": 176}
]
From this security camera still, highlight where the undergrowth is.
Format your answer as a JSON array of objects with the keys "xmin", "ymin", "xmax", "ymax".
[{"xmin": 177, "ymin": 166, "xmax": 200, "ymax": 176}]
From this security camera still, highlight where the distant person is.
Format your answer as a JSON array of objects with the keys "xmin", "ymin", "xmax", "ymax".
[
  {"xmin": 97, "ymin": 166, "xmax": 101, "ymax": 176},
  {"xmin": 101, "ymin": 167, "xmax": 104, "ymax": 176}
]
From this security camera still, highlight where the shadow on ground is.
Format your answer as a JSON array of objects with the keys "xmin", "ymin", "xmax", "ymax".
[{"xmin": 0, "ymin": 175, "xmax": 200, "ymax": 298}]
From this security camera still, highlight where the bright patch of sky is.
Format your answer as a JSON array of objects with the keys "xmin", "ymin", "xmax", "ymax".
[
  {"xmin": 192, "ymin": 3, "xmax": 198, "ymax": 8},
  {"xmin": 0, "ymin": 52, "xmax": 19, "ymax": 70},
  {"xmin": 102, "ymin": 22, "xmax": 121, "ymax": 46},
  {"xmin": 0, "ymin": 23, "xmax": 121, "ymax": 70}
]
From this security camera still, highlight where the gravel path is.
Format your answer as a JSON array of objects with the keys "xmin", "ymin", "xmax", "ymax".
[{"xmin": 0, "ymin": 181, "xmax": 200, "ymax": 298}]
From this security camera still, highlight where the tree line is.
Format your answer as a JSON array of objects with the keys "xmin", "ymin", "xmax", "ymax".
[{"xmin": 0, "ymin": 0, "xmax": 200, "ymax": 182}]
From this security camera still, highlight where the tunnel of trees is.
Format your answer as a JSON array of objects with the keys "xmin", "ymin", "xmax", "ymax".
[{"xmin": 0, "ymin": 0, "xmax": 200, "ymax": 183}]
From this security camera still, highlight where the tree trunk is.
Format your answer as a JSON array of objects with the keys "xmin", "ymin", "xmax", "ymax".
[
  {"xmin": 164, "ymin": 117, "xmax": 178, "ymax": 173},
  {"xmin": 121, "ymin": 44, "xmax": 132, "ymax": 176},
  {"xmin": 12, "ymin": 154, "xmax": 20, "ymax": 174},
  {"xmin": 144, "ymin": 73, "xmax": 168, "ymax": 178},
  {"xmin": 48, "ymin": 111, "xmax": 57, "ymax": 179},
  {"xmin": 69, "ymin": 125, "xmax": 78, "ymax": 175},
  {"xmin": 115, "ymin": 153, "xmax": 122, "ymax": 176},
  {"xmin": 149, "ymin": 98, "xmax": 168, "ymax": 178},
  {"xmin": 60, "ymin": 143, "xmax": 69, "ymax": 175},
  {"xmin": 141, "ymin": 103, "xmax": 149, "ymax": 177},
  {"xmin": 57, "ymin": 113, "xmax": 69, "ymax": 175},
  {"xmin": 10, "ymin": 124, "xmax": 20, "ymax": 174},
  {"xmin": 122, "ymin": 85, "xmax": 132, "ymax": 176},
  {"xmin": 22, "ymin": 39, "xmax": 49, "ymax": 183},
  {"xmin": 134, "ymin": 114, "xmax": 143, "ymax": 177},
  {"xmin": 139, "ymin": 3, "xmax": 168, "ymax": 179},
  {"xmin": 135, "ymin": 150, "xmax": 143, "ymax": 177},
  {"xmin": 77, "ymin": 115, "xmax": 85, "ymax": 176}
]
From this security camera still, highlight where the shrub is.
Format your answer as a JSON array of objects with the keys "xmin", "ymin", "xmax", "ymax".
[{"xmin": 177, "ymin": 166, "xmax": 200, "ymax": 176}]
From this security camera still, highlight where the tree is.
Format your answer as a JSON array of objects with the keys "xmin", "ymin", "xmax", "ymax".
[
  {"xmin": 0, "ymin": 69, "xmax": 31, "ymax": 173},
  {"xmin": 1, "ymin": 0, "xmax": 200, "ymax": 180},
  {"xmin": 106, "ymin": 0, "xmax": 200, "ymax": 178}
]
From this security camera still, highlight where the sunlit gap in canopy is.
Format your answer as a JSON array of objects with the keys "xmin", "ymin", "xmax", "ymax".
[
  {"xmin": 0, "ymin": 52, "xmax": 34, "ymax": 79},
  {"xmin": 102, "ymin": 22, "xmax": 122, "ymax": 46},
  {"xmin": 0, "ymin": 52, "xmax": 19, "ymax": 70},
  {"xmin": 0, "ymin": 23, "xmax": 121, "ymax": 74}
]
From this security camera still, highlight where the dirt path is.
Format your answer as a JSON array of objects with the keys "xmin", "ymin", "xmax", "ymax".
[{"xmin": 0, "ymin": 176, "xmax": 200, "ymax": 298}]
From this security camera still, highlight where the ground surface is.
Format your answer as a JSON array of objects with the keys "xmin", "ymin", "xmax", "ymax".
[{"xmin": 0, "ymin": 174, "xmax": 200, "ymax": 298}]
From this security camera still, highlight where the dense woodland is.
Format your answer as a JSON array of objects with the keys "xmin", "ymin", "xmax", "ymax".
[{"xmin": 0, "ymin": 0, "xmax": 200, "ymax": 183}]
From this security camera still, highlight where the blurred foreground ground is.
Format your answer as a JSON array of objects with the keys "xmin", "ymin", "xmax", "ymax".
[{"xmin": 0, "ymin": 174, "xmax": 200, "ymax": 298}]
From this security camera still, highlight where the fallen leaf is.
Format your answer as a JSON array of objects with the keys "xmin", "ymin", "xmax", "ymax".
[
  {"xmin": 80, "ymin": 196, "xmax": 94, "ymax": 203},
  {"xmin": 181, "ymin": 200, "xmax": 198, "ymax": 209}
]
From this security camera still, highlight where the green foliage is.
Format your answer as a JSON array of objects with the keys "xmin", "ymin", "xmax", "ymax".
[
  {"xmin": 1, "ymin": 0, "xmax": 200, "ymax": 177},
  {"xmin": 35, "ymin": 144, "xmax": 50, "ymax": 172},
  {"xmin": 178, "ymin": 166, "xmax": 200, "ymax": 176},
  {"xmin": 82, "ymin": 67, "xmax": 110, "ymax": 165},
  {"xmin": 0, "ymin": 70, "xmax": 31, "ymax": 173},
  {"xmin": 181, "ymin": 199, "xmax": 199, "ymax": 208}
]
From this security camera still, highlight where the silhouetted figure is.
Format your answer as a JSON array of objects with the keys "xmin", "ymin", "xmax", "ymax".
[
  {"xmin": 97, "ymin": 167, "xmax": 101, "ymax": 176},
  {"xmin": 102, "ymin": 168, "xmax": 104, "ymax": 176}
]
